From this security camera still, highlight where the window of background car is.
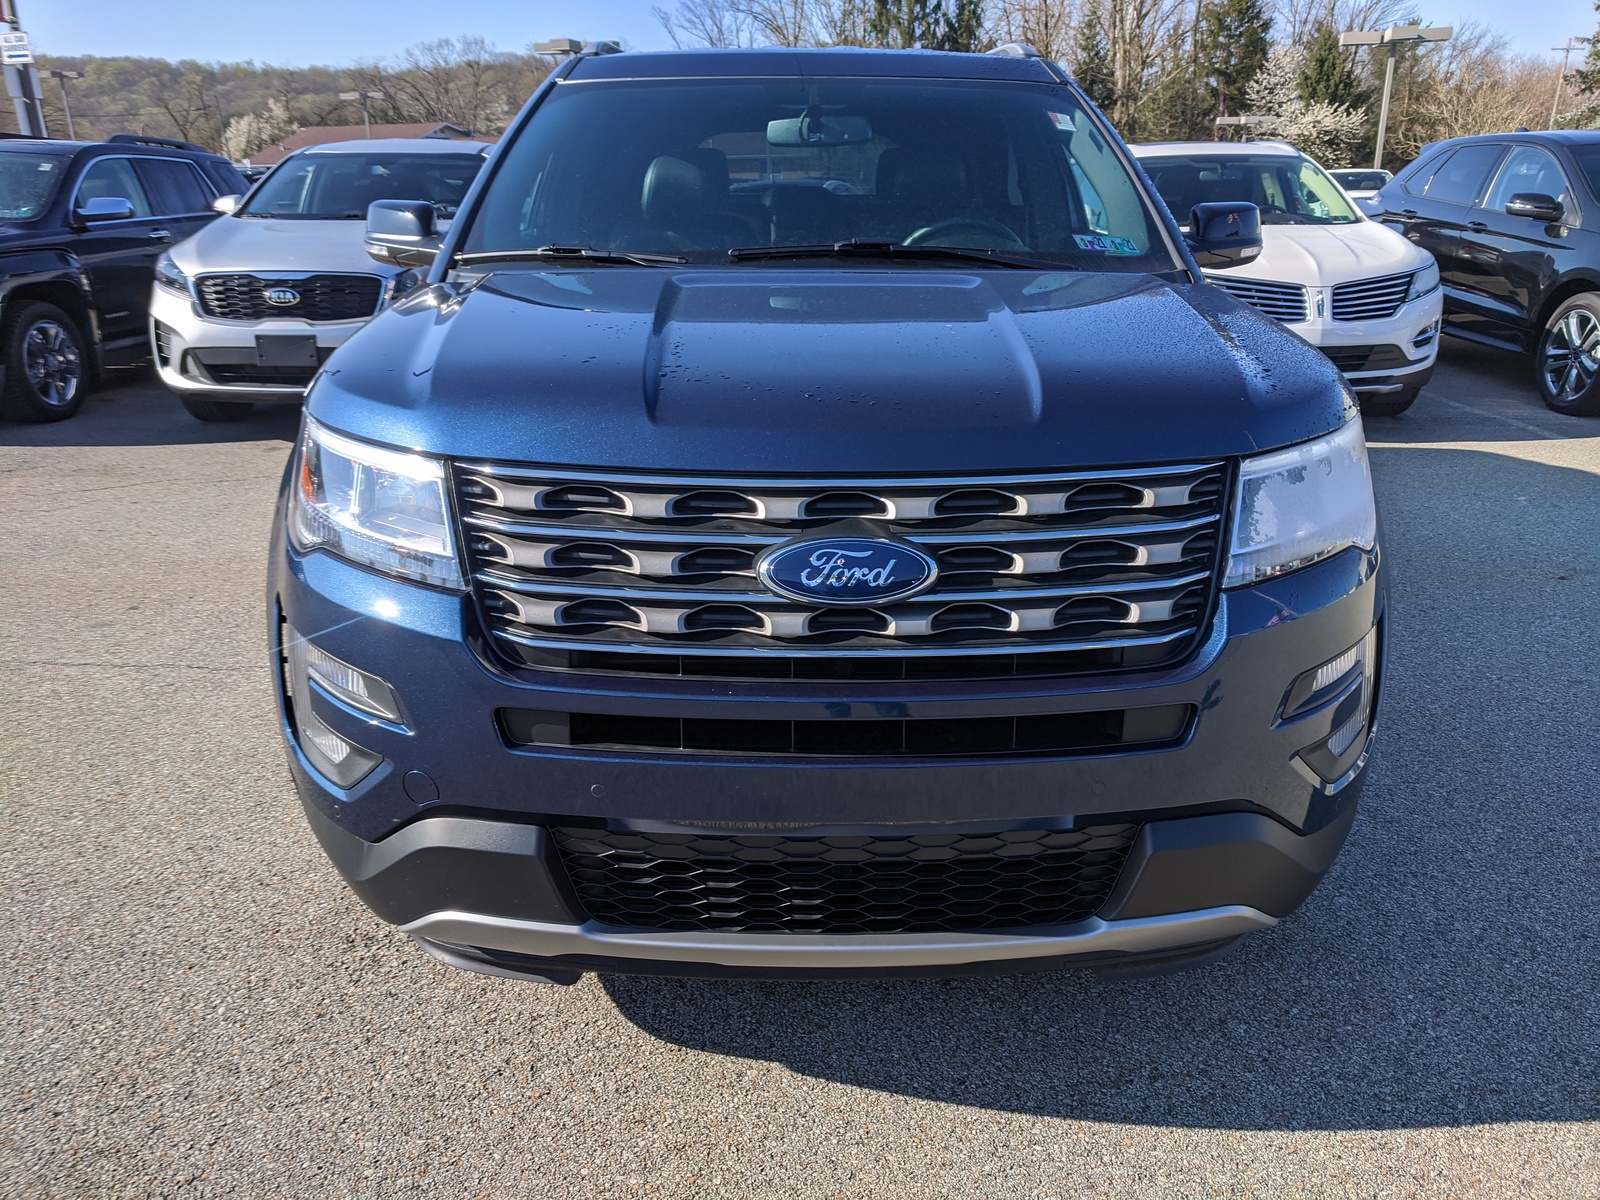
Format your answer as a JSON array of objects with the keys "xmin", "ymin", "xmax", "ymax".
[
  {"xmin": 1484, "ymin": 146, "xmax": 1573, "ymax": 215},
  {"xmin": 462, "ymin": 78, "xmax": 1177, "ymax": 271},
  {"xmin": 1567, "ymin": 144, "xmax": 1600, "ymax": 203},
  {"xmin": 74, "ymin": 157, "xmax": 153, "ymax": 218},
  {"xmin": 0, "ymin": 152, "xmax": 69, "ymax": 219},
  {"xmin": 134, "ymin": 158, "xmax": 216, "ymax": 215},
  {"xmin": 241, "ymin": 153, "xmax": 485, "ymax": 219},
  {"xmin": 1420, "ymin": 144, "xmax": 1505, "ymax": 206},
  {"xmin": 1139, "ymin": 153, "xmax": 1360, "ymax": 226},
  {"xmin": 1331, "ymin": 170, "xmax": 1390, "ymax": 192}
]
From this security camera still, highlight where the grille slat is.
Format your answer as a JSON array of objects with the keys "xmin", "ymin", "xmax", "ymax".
[
  {"xmin": 195, "ymin": 273, "xmax": 383, "ymax": 322},
  {"xmin": 1331, "ymin": 273, "xmax": 1413, "ymax": 321},
  {"xmin": 457, "ymin": 464, "xmax": 1227, "ymax": 669},
  {"xmin": 553, "ymin": 823, "xmax": 1141, "ymax": 933},
  {"xmin": 1205, "ymin": 275, "xmax": 1308, "ymax": 323}
]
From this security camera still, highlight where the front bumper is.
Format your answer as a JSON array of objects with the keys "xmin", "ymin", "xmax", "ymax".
[
  {"xmin": 149, "ymin": 284, "xmax": 370, "ymax": 401},
  {"xmin": 1292, "ymin": 287, "xmax": 1443, "ymax": 396},
  {"xmin": 272, "ymin": 479, "xmax": 1386, "ymax": 980}
]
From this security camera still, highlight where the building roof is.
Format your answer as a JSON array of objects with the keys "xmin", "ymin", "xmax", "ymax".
[{"xmin": 247, "ymin": 122, "xmax": 494, "ymax": 166}]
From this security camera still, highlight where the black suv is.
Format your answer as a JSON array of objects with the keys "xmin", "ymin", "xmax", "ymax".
[
  {"xmin": 1369, "ymin": 130, "xmax": 1600, "ymax": 416},
  {"xmin": 0, "ymin": 134, "xmax": 247, "ymax": 421}
]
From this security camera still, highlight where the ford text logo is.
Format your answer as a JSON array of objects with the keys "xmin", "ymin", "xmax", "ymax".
[
  {"xmin": 264, "ymin": 287, "xmax": 301, "ymax": 307},
  {"xmin": 757, "ymin": 538, "xmax": 937, "ymax": 607}
]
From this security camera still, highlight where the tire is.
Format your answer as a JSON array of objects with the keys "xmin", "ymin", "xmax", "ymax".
[
  {"xmin": 1359, "ymin": 385, "xmax": 1420, "ymax": 420},
  {"xmin": 0, "ymin": 301, "xmax": 88, "ymax": 423},
  {"xmin": 180, "ymin": 395, "xmax": 255, "ymax": 422},
  {"xmin": 1535, "ymin": 294, "xmax": 1600, "ymax": 416}
]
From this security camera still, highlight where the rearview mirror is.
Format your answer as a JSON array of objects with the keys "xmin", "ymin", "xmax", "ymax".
[
  {"xmin": 1505, "ymin": 192, "xmax": 1564, "ymax": 223},
  {"xmin": 366, "ymin": 199, "xmax": 441, "ymax": 268},
  {"xmin": 1186, "ymin": 201, "xmax": 1262, "ymax": 269},
  {"xmin": 211, "ymin": 194, "xmax": 242, "ymax": 215},
  {"xmin": 767, "ymin": 114, "xmax": 872, "ymax": 147},
  {"xmin": 74, "ymin": 196, "xmax": 135, "ymax": 224}
]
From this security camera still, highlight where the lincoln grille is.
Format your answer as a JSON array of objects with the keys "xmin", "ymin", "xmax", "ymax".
[
  {"xmin": 1331, "ymin": 273, "xmax": 1413, "ymax": 322},
  {"xmin": 1205, "ymin": 274, "xmax": 1309, "ymax": 323},
  {"xmin": 552, "ymin": 824, "xmax": 1140, "ymax": 933},
  {"xmin": 195, "ymin": 273, "xmax": 383, "ymax": 322},
  {"xmin": 456, "ymin": 462, "xmax": 1228, "ymax": 673}
]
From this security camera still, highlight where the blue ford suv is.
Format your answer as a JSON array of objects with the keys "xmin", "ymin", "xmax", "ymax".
[{"xmin": 272, "ymin": 45, "xmax": 1386, "ymax": 984}]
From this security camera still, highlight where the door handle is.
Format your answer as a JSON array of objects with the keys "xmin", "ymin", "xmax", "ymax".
[
  {"xmin": 149, "ymin": 229, "xmax": 172, "ymax": 240},
  {"xmin": 1467, "ymin": 221, "xmax": 1488, "ymax": 231},
  {"xmin": 1401, "ymin": 209, "xmax": 1417, "ymax": 216}
]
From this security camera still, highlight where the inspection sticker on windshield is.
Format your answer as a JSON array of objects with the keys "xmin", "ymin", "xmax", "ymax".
[
  {"xmin": 1046, "ymin": 111, "xmax": 1075, "ymax": 131},
  {"xmin": 1074, "ymin": 234, "xmax": 1140, "ymax": 255}
]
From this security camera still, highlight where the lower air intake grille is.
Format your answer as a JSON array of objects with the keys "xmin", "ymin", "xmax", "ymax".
[{"xmin": 552, "ymin": 823, "xmax": 1141, "ymax": 933}]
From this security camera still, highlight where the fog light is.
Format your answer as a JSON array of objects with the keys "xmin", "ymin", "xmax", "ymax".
[
  {"xmin": 1289, "ymin": 626, "xmax": 1379, "ymax": 785},
  {"xmin": 1412, "ymin": 321, "xmax": 1439, "ymax": 350},
  {"xmin": 283, "ymin": 624, "xmax": 383, "ymax": 788},
  {"xmin": 1281, "ymin": 627, "xmax": 1377, "ymax": 720},
  {"xmin": 288, "ymin": 635, "xmax": 402, "ymax": 722}
]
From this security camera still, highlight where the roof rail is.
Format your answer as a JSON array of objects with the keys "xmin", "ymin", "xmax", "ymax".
[
  {"xmin": 106, "ymin": 134, "xmax": 210, "ymax": 153},
  {"xmin": 987, "ymin": 42, "xmax": 1041, "ymax": 58},
  {"xmin": 580, "ymin": 41, "xmax": 624, "ymax": 56}
]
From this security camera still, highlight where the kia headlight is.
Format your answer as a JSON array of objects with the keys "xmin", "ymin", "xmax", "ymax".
[
  {"xmin": 289, "ymin": 418, "xmax": 464, "ymax": 589},
  {"xmin": 1224, "ymin": 418, "xmax": 1376, "ymax": 588},
  {"xmin": 1406, "ymin": 260, "xmax": 1440, "ymax": 301},
  {"xmin": 154, "ymin": 251, "xmax": 191, "ymax": 296}
]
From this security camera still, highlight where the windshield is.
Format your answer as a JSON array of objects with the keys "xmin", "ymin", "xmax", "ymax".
[
  {"xmin": 1141, "ymin": 153, "xmax": 1362, "ymax": 226},
  {"xmin": 461, "ymin": 78, "xmax": 1179, "ymax": 273},
  {"xmin": 0, "ymin": 152, "xmax": 69, "ymax": 220},
  {"xmin": 240, "ymin": 152, "xmax": 484, "ymax": 220}
]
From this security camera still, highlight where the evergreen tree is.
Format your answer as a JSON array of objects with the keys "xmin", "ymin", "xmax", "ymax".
[
  {"xmin": 1566, "ymin": 2, "xmax": 1600, "ymax": 126},
  {"xmin": 868, "ymin": 0, "xmax": 984, "ymax": 51},
  {"xmin": 1071, "ymin": 7, "xmax": 1115, "ymax": 112},
  {"xmin": 1198, "ymin": 0, "xmax": 1272, "ymax": 118},
  {"xmin": 1300, "ymin": 20, "xmax": 1367, "ymax": 108}
]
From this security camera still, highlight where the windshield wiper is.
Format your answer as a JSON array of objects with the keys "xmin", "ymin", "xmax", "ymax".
[
  {"xmin": 455, "ymin": 245, "xmax": 689, "ymax": 267},
  {"xmin": 728, "ymin": 241, "xmax": 1065, "ymax": 270}
]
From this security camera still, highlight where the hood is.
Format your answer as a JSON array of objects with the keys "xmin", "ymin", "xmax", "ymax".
[
  {"xmin": 307, "ymin": 267, "xmax": 1353, "ymax": 474},
  {"xmin": 1232, "ymin": 220, "xmax": 1430, "ymax": 288},
  {"xmin": 170, "ymin": 215, "xmax": 403, "ymax": 277}
]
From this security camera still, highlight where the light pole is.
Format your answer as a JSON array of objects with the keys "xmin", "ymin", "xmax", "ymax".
[
  {"xmin": 1340, "ymin": 25, "xmax": 1452, "ymax": 170},
  {"xmin": 1550, "ymin": 37, "xmax": 1593, "ymax": 128},
  {"xmin": 42, "ymin": 67, "xmax": 79, "ymax": 139},
  {"xmin": 338, "ymin": 90, "xmax": 384, "ymax": 138}
]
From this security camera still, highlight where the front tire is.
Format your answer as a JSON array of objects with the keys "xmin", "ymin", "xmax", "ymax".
[
  {"xmin": 1359, "ymin": 385, "xmax": 1421, "ymax": 420},
  {"xmin": 0, "ymin": 302, "xmax": 88, "ymax": 423},
  {"xmin": 180, "ymin": 395, "xmax": 255, "ymax": 422},
  {"xmin": 1536, "ymin": 294, "xmax": 1600, "ymax": 416}
]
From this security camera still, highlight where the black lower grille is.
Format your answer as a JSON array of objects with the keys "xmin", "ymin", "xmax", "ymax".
[
  {"xmin": 553, "ymin": 824, "xmax": 1141, "ymax": 933},
  {"xmin": 1322, "ymin": 344, "xmax": 1413, "ymax": 373},
  {"xmin": 501, "ymin": 704, "xmax": 1192, "ymax": 758}
]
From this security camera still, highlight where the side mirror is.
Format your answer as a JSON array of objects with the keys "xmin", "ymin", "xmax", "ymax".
[
  {"xmin": 211, "ymin": 194, "xmax": 242, "ymax": 215},
  {"xmin": 1505, "ymin": 192, "xmax": 1564, "ymax": 223},
  {"xmin": 1185, "ymin": 201, "xmax": 1263, "ymax": 269},
  {"xmin": 366, "ymin": 199, "xmax": 442, "ymax": 268},
  {"xmin": 74, "ymin": 196, "xmax": 136, "ymax": 224}
]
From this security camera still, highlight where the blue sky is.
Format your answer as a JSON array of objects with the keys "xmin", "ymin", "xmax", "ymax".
[{"xmin": 25, "ymin": 0, "xmax": 1594, "ymax": 65}]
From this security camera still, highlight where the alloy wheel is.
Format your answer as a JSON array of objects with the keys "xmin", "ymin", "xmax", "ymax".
[
  {"xmin": 22, "ymin": 319, "xmax": 83, "ymax": 408},
  {"xmin": 1543, "ymin": 307, "xmax": 1600, "ymax": 403}
]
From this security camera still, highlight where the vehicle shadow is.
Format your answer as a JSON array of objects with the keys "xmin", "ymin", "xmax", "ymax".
[
  {"xmin": 601, "ymin": 447, "xmax": 1600, "ymax": 1132},
  {"xmin": 0, "ymin": 377, "xmax": 300, "ymax": 448}
]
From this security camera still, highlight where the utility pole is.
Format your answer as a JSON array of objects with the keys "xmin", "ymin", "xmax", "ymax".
[
  {"xmin": 42, "ymin": 68, "xmax": 80, "ymax": 139},
  {"xmin": 338, "ymin": 90, "xmax": 384, "ymax": 138},
  {"xmin": 1, "ymin": 0, "xmax": 47, "ymax": 137},
  {"xmin": 1340, "ymin": 25, "xmax": 1453, "ymax": 171},
  {"xmin": 1550, "ymin": 37, "xmax": 1593, "ymax": 128}
]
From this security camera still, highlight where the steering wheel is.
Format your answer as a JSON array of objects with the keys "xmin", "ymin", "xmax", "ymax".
[{"xmin": 903, "ymin": 218, "xmax": 1028, "ymax": 251}]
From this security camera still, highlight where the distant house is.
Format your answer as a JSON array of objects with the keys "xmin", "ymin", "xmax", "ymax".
[{"xmin": 246, "ymin": 122, "xmax": 495, "ymax": 166}]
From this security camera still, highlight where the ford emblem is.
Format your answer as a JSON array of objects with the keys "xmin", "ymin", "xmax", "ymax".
[
  {"xmin": 757, "ymin": 537, "xmax": 938, "ymax": 607},
  {"xmin": 265, "ymin": 286, "xmax": 301, "ymax": 307}
]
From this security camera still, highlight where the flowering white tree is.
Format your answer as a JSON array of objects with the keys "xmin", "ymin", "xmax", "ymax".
[
  {"xmin": 221, "ymin": 98, "xmax": 298, "ymax": 163},
  {"xmin": 1242, "ymin": 46, "xmax": 1366, "ymax": 167}
]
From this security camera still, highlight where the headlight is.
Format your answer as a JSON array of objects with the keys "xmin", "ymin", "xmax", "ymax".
[
  {"xmin": 289, "ymin": 417, "xmax": 464, "ymax": 589},
  {"xmin": 1406, "ymin": 260, "xmax": 1440, "ymax": 301},
  {"xmin": 154, "ymin": 251, "xmax": 191, "ymax": 296},
  {"xmin": 382, "ymin": 267, "xmax": 427, "ymax": 308},
  {"xmin": 1224, "ymin": 418, "xmax": 1376, "ymax": 588}
]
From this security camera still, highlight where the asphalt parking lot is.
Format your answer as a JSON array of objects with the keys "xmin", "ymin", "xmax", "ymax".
[{"xmin": 3, "ymin": 338, "xmax": 1597, "ymax": 1199}]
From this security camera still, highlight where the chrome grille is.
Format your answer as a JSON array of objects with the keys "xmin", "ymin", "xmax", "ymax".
[
  {"xmin": 195, "ymin": 273, "xmax": 383, "ymax": 322},
  {"xmin": 1204, "ymin": 275, "xmax": 1308, "ymax": 323},
  {"xmin": 456, "ymin": 463, "xmax": 1227, "ymax": 666},
  {"xmin": 1331, "ymin": 273, "xmax": 1413, "ymax": 322}
]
